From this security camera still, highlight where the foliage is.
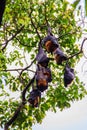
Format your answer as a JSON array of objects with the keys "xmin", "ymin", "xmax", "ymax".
[
  {"xmin": 72, "ymin": 0, "xmax": 87, "ymax": 16},
  {"xmin": 0, "ymin": 0, "xmax": 87, "ymax": 130}
]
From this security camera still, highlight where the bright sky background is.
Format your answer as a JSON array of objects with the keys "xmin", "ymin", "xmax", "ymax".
[{"xmin": 1, "ymin": 0, "xmax": 87, "ymax": 130}]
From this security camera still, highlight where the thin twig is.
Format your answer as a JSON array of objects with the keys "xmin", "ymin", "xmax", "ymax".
[
  {"xmin": 29, "ymin": 2, "xmax": 42, "ymax": 41},
  {"xmin": 17, "ymin": 71, "xmax": 26, "ymax": 87},
  {"xmin": 68, "ymin": 38, "xmax": 87, "ymax": 59},
  {"xmin": 30, "ymin": 17, "xmax": 41, "ymax": 41},
  {"xmin": 57, "ymin": 31, "xmax": 78, "ymax": 40},
  {"xmin": 44, "ymin": 3, "xmax": 52, "ymax": 35},
  {"xmin": 15, "ymin": 37, "xmax": 35, "ymax": 47},
  {"xmin": 19, "ymin": 58, "xmax": 36, "ymax": 77},
  {"xmin": 2, "ymin": 68, "xmax": 35, "ymax": 73},
  {"xmin": 2, "ymin": 25, "xmax": 24, "ymax": 51}
]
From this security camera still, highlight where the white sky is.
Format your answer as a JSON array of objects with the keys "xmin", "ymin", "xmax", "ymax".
[{"xmin": 32, "ymin": 97, "xmax": 87, "ymax": 130}]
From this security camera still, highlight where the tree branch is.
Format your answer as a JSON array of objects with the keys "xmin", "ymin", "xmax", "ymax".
[
  {"xmin": 2, "ymin": 68, "xmax": 35, "ymax": 73},
  {"xmin": 19, "ymin": 58, "xmax": 36, "ymax": 76},
  {"xmin": 22, "ymin": 75, "xmax": 35, "ymax": 102},
  {"xmin": 29, "ymin": 3, "xmax": 42, "ymax": 42},
  {"xmin": 44, "ymin": 2, "xmax": 52, "ymax": 35},
  {"xmin": 30, "ymin": 17, "xmax": 42, "ymax": 41},
  {"xmin": 68, "ymin": 38, "xmax": 87, "ymax": 59},
  {"xmin": 4, "ymin": 102, "xmax": 24, "ymax": 130},
  {"xmin": 57, "ymin": 30, "xmax": 79, "ymax": 40},
  {"xmin": 15, "ymin": 37, "xmax": 35, "ymax": 47},
  {"xmin": 2, "ymin": 25, "xmax": 24, "ymax": 51},
  {"xmin": 4, "ymin": 75, "xmax": 35, "ymax": 130}
]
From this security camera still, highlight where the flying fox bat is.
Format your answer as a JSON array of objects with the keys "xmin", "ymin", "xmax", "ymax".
[
  {"xmin": 64, "ymin": 64, "xmax": 74, "ymax": 87},
  {"xmin": 36, "ymin": 45, "xmax": 49, "ymax": 67}
]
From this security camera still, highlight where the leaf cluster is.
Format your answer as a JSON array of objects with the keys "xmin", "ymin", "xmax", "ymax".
[{"xmin": 0, "ymin": 0, "xmax": 87, "ymax": 129}]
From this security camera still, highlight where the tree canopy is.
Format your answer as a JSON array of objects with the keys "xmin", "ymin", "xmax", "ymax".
[{"xmin": 0, "ymin": 0, "xmax": 87, "ymax": 130}]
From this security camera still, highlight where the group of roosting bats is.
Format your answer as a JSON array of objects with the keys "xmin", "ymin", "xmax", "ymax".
[
  {"xmin": 0, "ymin": 1, "xmax": 74, "ymax": 108},
  {"xmin": 28, "ymin": 31, "xmax": 74, "ymax": 107}
]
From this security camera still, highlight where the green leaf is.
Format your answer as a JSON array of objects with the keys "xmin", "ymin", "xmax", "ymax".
[{"xmin": 72, "ymin": 0, "xmax": 80, "ymax": 9}]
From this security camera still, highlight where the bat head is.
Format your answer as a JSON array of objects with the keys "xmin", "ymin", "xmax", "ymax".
[
  {"xmin": 36, "ymin": 79, "xmax": 48, "ymax": 92},
  {"xmin": 42, "ymin": 35, "xmax": 59, "ymax": 53}
]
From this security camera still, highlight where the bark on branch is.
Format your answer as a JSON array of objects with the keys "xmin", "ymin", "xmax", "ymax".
[
  {"xmin": 29, "ymin": 2, "xmax": 42, "ymax": 42},
  {"xmin": 2, "ymin": 25, "xmax": 24, "ymax": 51},
  {"xmin": 2, "ymin": 68, "xmax": 35, "ymax": 73},
  {"xmin": 4, "ymin": 103, "xmax": 24, "ymax": 130},
  {"xmin": 68, "ymin": 38, "xmax": 87, "ymax": 60},
  {"xmin": 4, "ymin": 75, "xmax": 35, "ymax": 130},
  {"xmin": 19, "ymin": 58, "xmax": 36, "ymax": 76}
]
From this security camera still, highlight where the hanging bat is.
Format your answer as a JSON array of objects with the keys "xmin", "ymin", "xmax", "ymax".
[
  {"xmin": 64, "ymin": 64, "xmax": 74, "ymax": 87},
  {"xmin": 42, "ymin": 34, "xmax": 59, "ymax": 53},
  {"xmin": 36, "ymin": 70, "xmax": 48, "ymax": 92},
  {"xmin": 28, "ymin": 89, "xmax": 41, "ymax": 107},
  {"xmin": 0, "ymin": 0, "xmax": 6, "ymax": 25},
  {"xmin": 53, "ymin": 48, "xmax": 67, "ymax": 64},
  {"xmin": 36, "ymin": 45, "xmax": 49, "ymax": 67},
  {"xmin": 35, "ymin": 65, "xmax": 48, "ymax": 92}
]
